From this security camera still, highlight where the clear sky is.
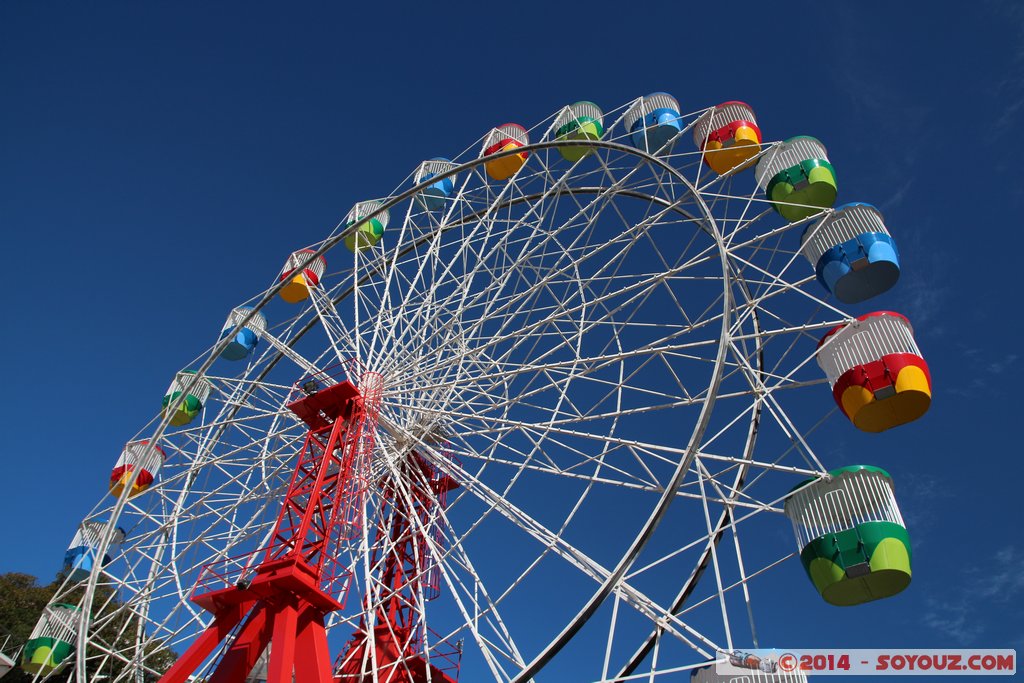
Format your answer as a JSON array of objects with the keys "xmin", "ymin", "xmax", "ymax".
[{"xmin": 1, "ymin": 1, "xmax": 1022, "ymax": 679}]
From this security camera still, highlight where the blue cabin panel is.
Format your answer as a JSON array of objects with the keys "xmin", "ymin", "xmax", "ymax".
[
  {"xmin": 417, "ymin": 174, "xmax": 454, "ymax": 211},
  {"xmin": 816, "ymin": 232, "xmax": 901, "ymax": 304},
  {"xmin": 220, "ymin": 328, "xmax": 259, "ymax": 361},
  {"xmin": 631, "ymin": 108, "xmax": 681, "ymax": 153},
  {"xmin": 64, "ymin": 546, "xmax": 112, "ymax": 582}
]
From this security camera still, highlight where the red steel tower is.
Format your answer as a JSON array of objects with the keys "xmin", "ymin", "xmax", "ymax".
[
  {"xmin": 335, "ymin": 449, "xmax": 460, "ymax": 683},
  {"xmin": 159, "ymin": 373, "xmax": 382, "ymax": 683}
]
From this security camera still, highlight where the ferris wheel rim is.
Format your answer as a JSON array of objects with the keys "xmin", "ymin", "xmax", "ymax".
[{"xmin": 63, "ymin": 124, "xmax": 832, "ymax": 683}]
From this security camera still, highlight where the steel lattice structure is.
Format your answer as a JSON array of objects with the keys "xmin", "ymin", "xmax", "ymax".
[{"xmin": 29, "ymin": 95, "xmax": 920, "ymax": 683}]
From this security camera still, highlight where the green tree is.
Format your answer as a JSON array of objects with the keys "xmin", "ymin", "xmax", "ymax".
[{"xmin": 0, "ymin": 572, "xmax": 175, "ymax": 682}]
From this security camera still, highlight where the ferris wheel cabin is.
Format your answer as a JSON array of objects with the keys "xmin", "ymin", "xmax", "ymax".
[
  {"xmin": 414, "ymin": 158, "xmax": 458, "ymax": 211},
  {"xmin": 161, "ymin": 369, "xmax": 212, "ymax": 427},
  {"xmin": 817, "ymin": 311, "xmax": 931, "ymax": 433},
  {"xmin": 691, "ymin": 660, "xmax": 807, "ymax": 682},
  {"xmin": 278, "ymin": 249, "xmax": 326, "ymax": 303},
  {"xmin": 785, "ymin": 466, "xmax": 912, "ymax": 606},
  {"xmin": 63, "ymin": 521, "xmax": 126, "ymax": 582},
  {"xmin": 756, "ymin": 136, "xmax": 837, "ymax": 222},
  {"xmin": 802, "ymin": 203, "xmax": 900, "ymax": 304},
  {"xmin": 623, "ymin": 92, "xmax": 682, "ymax": 154},
  {"xmin": 21, "ymin": 603, "xmax": 81, "ymax": 675},
  {"xmin": 482, "ymin": 123, "xmax": 530, "ymax": 180},
  {"xmin": 110, "ymin": 439, "xmax": 167, "ymax": 497},
  {"xmin": 692, "ymin": 101, "xmax": 762, "ymax": 175},
  {"xmin": 219, "ymin": 306, "xmax": 267, "ymax": 361},
  {"xmin": 344, "ymin": 200, "xmax": 390, "ymax": 252},
  {"xmin": 553, "ymin": 101, "xmax": 605, "ymax": 162}
]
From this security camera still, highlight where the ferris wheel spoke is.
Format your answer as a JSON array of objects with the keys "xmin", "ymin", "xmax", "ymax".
[{"xmin": 422, "ymin": 446, "xmax": 723, "ymax": 663}]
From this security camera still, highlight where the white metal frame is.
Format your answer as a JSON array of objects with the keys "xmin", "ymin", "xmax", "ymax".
[{"xmin": 37, "ymin": 95, "xmax": 893, "ymax": 683}]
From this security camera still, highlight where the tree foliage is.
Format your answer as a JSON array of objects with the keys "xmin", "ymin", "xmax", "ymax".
[{"xmin": 0, "ymin": 572, "xmax": 176, "ymax": 682}]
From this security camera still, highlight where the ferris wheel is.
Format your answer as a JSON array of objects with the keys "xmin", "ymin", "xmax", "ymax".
[{"xmin": 22, "ymin": 93, "xmax": 932, "ymax": 683}]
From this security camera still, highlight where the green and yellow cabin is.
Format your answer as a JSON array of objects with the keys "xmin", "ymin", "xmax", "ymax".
[
  {"xmin": 344, "ymin": 200, "xmax": 389, "ymax": 253},
  {"xmin": 278, "ymin": 249, "xmax": 326, "ymax": 303},
  {"xmin": 785, "ymin": 465, "xmax": 911, "ymax": 607},
  {"xmin": 817, "ymin": 311, "xmax": 931, "ymax": 433},
  {"xmin": 161, "ymin": 370, "xmax": 212, "ymax": 427},
  {"xmin": 755, "ymin": 136, "xmax": 837, "ymax": 222},
  {"xmin": 110, "ymin": 439, "xmax": 166, "ymax": 498},
  {"xmin": 21, "ymin": 603, "xmax": 81, "ymax": 675},
  {"xmin": 482, "ymin": 123, "xmax": 529, "ymax": 181},
  {"xmin": 692, "ymin": 101, "xmax": 762, "ymax": 175},
  {"xmin": 552, "ymin": 101, "xmax": 604, "ymax": 162}
]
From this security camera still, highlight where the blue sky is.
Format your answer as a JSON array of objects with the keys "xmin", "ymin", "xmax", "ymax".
[{"xmin": 1, "ymin": 1, "xmax": 1022, "ymax": 679}]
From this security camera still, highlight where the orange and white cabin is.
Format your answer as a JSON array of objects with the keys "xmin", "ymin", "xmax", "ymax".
[
  {"xmin": 692, "ymin": 101, "xmax": 762, "ymax": 175},
  {"xmin": 278, "ymin": 249, "xmax": 326, "ymax": 303},
  {"xmin": 817, "ymin": 311, "xmax": 931, "ymax": 433},
  {"xmin": 110, "ymin": 439, "xmax": 167, "ymax": 498},
  {"xmin": 482, "ymin": 123, "xmax": 529, "ymax": 181}
]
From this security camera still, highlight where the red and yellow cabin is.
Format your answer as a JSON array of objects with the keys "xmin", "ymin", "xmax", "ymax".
[
  {"xmin": 482, "ymin": 123, "xmax": 529, "ymax": 181},
  {"xmin": 278, "ymin": 249, "xmax": 327, "ymax": 303},
  {"xmin": 692, "ymin": 101, "xmax": 762, "ymax": 175},
  {"xmin": 817, "ymin": 311, "xmax": 931, "ymax": 433},
  {"xmin": 110, "ymin": 440, "xmax": 166, "ymax": 498}
]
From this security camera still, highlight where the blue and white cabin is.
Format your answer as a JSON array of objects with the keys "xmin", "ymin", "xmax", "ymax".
[
  {"xmin": 622, "ymin": 92, "xmax": 682, "ymax": 154},
  {"xmin": 801, "ymin": 203, "xmax": 900, "ymax": 304},
  {"xmin": 219, "ymin": 306, "xmax": 267, "ymax": 361},
  {"xmin": 414, "ymin": 158, "xmax": 458, "ymax": 211},
  {"xmin": 64, "ymin": 521, "xmax": 126, "ymax": 582}
]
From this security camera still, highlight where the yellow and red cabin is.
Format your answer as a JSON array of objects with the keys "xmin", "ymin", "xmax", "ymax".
[
  {"xmin": 817, "ymin": 311, "xmax": 931, "ymax": 433},
  {"xmin": 110, "ymin": 439, "xmax": 166, "ymax": 497},
  {"xmin": 692, "ymin": 101, "xmax": 762, "ymax": 175},
  {"xmin": 482, "ymin": 123, "xmax": 529, "ymax": 181},
  {"xmin": 278, "ymin": 249, "xmax": 326, "ymax": 303}
]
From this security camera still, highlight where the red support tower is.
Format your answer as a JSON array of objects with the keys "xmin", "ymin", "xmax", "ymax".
[
  {"xmin": 335, "ymin": 449, "xmax": 461, "ymax": 683},
  {"xmin": 159, "ymin": 373, "xmax": 382, "ymax": 683}
]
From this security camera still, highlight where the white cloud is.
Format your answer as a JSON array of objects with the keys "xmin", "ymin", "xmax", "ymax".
[{"xmin": 922, "ymin": 545, "xmax": 1024, "ymax": 644}]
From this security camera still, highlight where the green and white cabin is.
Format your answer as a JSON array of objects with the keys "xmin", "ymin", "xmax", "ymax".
[
  {"xmin": 552, "ymin": 101, "xmax": 605, "ymax": 162},
  {"xmin": 344, "ymin": 199, "xmax": 389, "ymax": 253},
  {"xmin": 161, "ymin": 370, "xmax": 212, "ymax": 427},
  {"xmin": 784, "ymin": 465, "xmax": 911, "ymax": 606},
  {"xmin": 755, "ymin": 136, "xmax": 836, "ymax": 222},
  {"xmin": 21, "ymin": 603, "xmax": 81, "ymax": 675}
]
